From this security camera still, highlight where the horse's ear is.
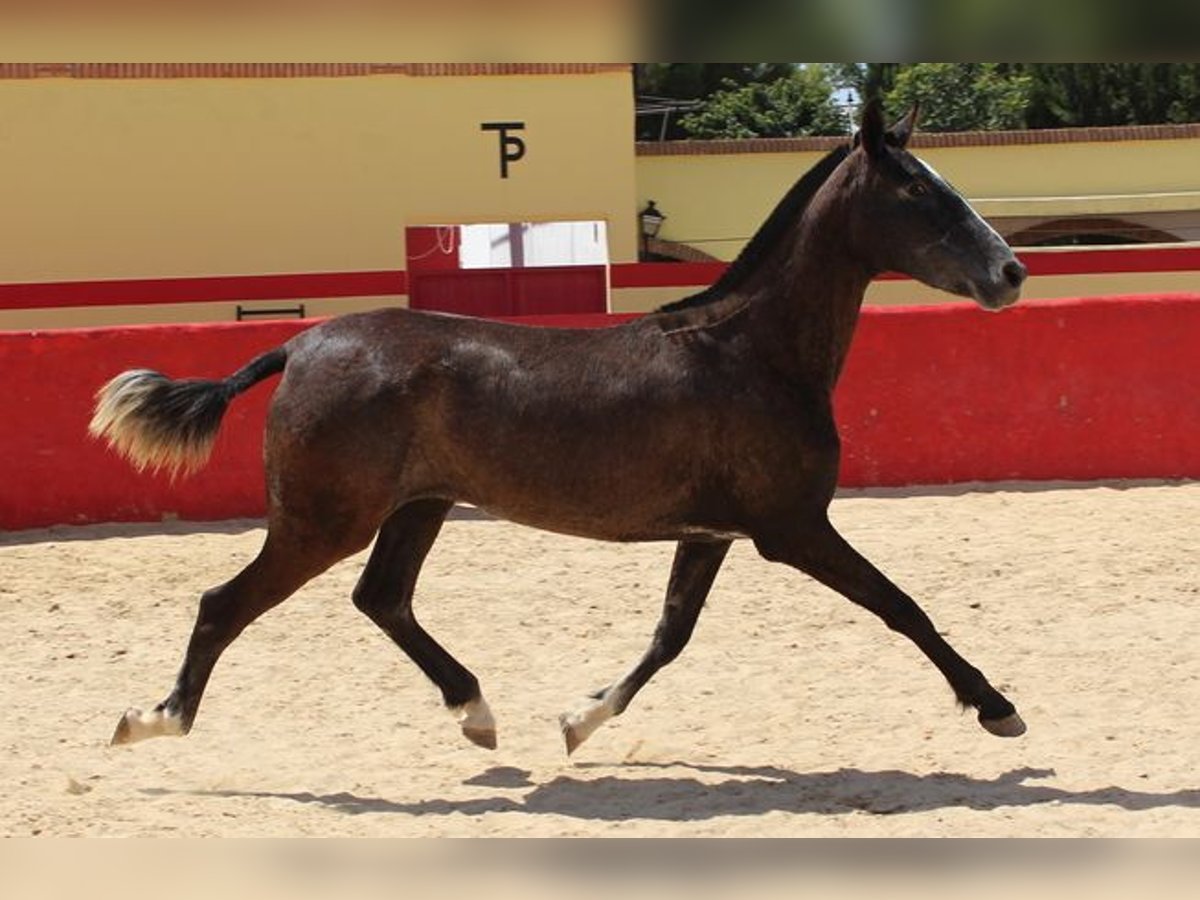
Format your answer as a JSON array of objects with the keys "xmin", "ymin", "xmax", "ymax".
[
  {"xmin": 856, "ymin": 97, "xmax": 887, "ymax": 161},
  {"xmin": 888, "ymin": 103, "xmax": 920, "ymax": 149}
]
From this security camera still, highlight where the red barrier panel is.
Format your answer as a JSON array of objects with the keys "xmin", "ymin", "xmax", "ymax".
[
  {"xmin": 1, "ymin": 320, "xmax": 310, "ymax": 530},
  {"xmin": 2, "ymin": 295, "xmax": 1197, "ymax": 531},
  {"xmin": 835, "ymin": 294, "xmax": 1200, "ymax": 486}
]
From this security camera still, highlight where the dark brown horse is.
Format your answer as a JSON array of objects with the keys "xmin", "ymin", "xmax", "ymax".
[{"xmin": 90, "ymin": 101, "xmax": 1028, "ymax": 755}]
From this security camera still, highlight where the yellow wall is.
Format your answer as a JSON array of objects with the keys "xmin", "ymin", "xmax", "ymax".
[
  {"xmin": 0, "ymin": 296, "xmax": 394, "ymax": 332},
  {"xmin": 635, "ymin": 136, "xmax": 1200, "ymax": 260},
  {"xmin": 0, "ymin": 71, "xmax": 637, "ymax": 286},
  {"xmin": 3, "ymin": 67, "xmax": 1198, "ymax": 329},
  {"xmin": 927, "ymin": 140, "xmax": 1200, "ymax": 204},
  {"xmin": 636, "ymin": 151, "xmax": 828, "ymax": 263}
]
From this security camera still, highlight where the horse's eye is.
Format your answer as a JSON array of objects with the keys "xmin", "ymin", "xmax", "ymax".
[{"xmin": 907, "ymin": 181, "xmax": 928, "ymax": 198}]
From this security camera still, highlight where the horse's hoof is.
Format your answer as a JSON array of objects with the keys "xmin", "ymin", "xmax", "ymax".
[
  {"xmin": 980, "ymin": 711, "xmax": 1026, "ymax": 737},
  {"xmin": 454, "ymin": 697, "xmax": 496, "ymax": 750},
  {"xmin": 560, "ymin": 717, "xmax": 585, "ymax": 756},
  {"xmin": 110, "ymin": 706, "xmax": 184, "ymax": 745},
  {"xmin": 559, "ymin": 695, "xmax": 613, "ymax": 756},
  {"xmin": 110, "ymin": 710, "xmax": 136, "ymax": 746},
  {"xmin": 462, "ymin": 726, "xmax": 498, "ymax": 750}
]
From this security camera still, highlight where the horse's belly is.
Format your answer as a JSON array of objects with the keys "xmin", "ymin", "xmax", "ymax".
[
  {"xmin": 470, "ymin": 499, "xmax": 743, "ymax": 544},
  {"xmin": 455, "ymin": 463, "xmax": 743, "ymax": 543}
]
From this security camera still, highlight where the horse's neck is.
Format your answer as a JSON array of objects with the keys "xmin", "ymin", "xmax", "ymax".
[{"xmin": 742, "ymin": 200, "xmax": 874, "ymax": 391}]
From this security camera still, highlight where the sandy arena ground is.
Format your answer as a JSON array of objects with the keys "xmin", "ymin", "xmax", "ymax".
[{"xmin": 2, "ymin": 481, "xmax": 1198, "ymax": 837}]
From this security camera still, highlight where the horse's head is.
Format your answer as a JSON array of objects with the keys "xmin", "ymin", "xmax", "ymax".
[{"xmin": 848, "ymin": 99, "xmax": 1026, "ymax": 311}]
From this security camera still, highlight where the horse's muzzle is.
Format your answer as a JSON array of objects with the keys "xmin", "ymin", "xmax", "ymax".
[{"xmin": 971, "ymin": 258, "xmax": 1026, "ymax": 311}]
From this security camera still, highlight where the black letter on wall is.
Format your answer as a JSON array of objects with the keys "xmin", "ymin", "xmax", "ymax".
[{"xmin": 481, "ymin": 122, "xmax": 527, "ymax": 179}]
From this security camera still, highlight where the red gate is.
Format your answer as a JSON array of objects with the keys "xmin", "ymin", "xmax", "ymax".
[{"xmin": 407, "ymin": 265, "xmax": 608, "ymax": 317}]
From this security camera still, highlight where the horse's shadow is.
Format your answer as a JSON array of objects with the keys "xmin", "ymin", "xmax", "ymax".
[{"xmin": 149, "ymin": 762, "xmax": 1200, "ymax": 822}]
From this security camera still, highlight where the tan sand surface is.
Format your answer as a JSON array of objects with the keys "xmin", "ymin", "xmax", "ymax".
[{"xmin": 2, "ymin": 481, "xmax": 1198, "ymax": 836}]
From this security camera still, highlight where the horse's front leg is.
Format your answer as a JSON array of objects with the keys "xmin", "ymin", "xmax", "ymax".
[
  {"xmin": 754, "ymin": 515, "xmax": 1025, "ymax": 737},
  {"xmin": 560, "ymin": 539, "xmax": 731, "ymax": 754}
]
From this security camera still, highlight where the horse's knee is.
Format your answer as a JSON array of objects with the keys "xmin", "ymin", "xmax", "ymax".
[
  {"xmin": 193, "ymin": 584, "xmax": 238, "ymax": 636},
  {"xmin": 351, "ymin": 581, "xmax": 390, "ymax": 621},
  {"xmin": 351, "ymin": 579, "xmax": 412, "ymax": 629},
  {"xmin": 652, "ymin": 621, "xmax": 695, "ymax": 667},
  {"xmin": 350, "ymin": 581, "xmax": 374, "ymax": 615},
  {"xmin": 350, "ymin": 556, "xmax": 389, "ymax": 617},
  {"xmin": 875, "ymin": 596, "xmax": 934, "ymax": 636}
]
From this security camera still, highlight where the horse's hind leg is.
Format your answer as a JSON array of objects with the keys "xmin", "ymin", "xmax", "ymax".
[
  {"xmin": 351, "ymin": 499, "xmax": 495, "ymax": 750},
  {"xmin": 754, "ymin": 515, "xmax": 1025, "ymax": 738},
  {"xmin": 111, "ymin": 524, "xmax": 369, "ymax": 746},
  {"xmin": 560, "ymin": 539, "xmax": 731, "ymax": 754}
]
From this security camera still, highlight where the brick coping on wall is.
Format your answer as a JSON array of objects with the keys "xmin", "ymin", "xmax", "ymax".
[
  {"xmin": 5, "ymin": 64, "xmax": 1194, "ymax": 149},
  {"xmin": 637, "ymin": 122, "xmax": 1200, "ymax": 155},
  {"xmin": 0, "ymin": 63, "xmax": 631, "ymax": 80}
]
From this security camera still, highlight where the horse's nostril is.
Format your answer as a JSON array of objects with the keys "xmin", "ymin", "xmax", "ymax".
[{"xmin": 1003, "ymin": 260, "xmax": 1027, "ymax": 288}]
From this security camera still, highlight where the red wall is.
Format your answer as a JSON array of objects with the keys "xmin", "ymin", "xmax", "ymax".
[{"xmin": 2, "ymin": 295, "xmax": 1197, "ymax": 531}]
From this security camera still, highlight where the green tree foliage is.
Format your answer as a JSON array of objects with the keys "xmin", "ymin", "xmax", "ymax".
[
  {"xmin": 636, "ymin": 64, "xmax": 1200, "ymax": 140},
  {"xmin": 1023, "ymin": 64, "xmax": 1200, "ymax": 128},
  {"xmin": 677, "ymin": 66, "xmax": 848, "ymax": 139},
  {"xmin": 884, "ymin": 63, "xmax": 1032, "ymax": 132},
  {"xmin": 847, "ymin": 64, "xmax": 1200, "ymax": 133},
  {"xmin": 634, "ymin": 63, "xmax": 796, "ymax": 101},
  {"xmin": 635, "ymin": 64, "xmax": 803, "ymax": 140}
]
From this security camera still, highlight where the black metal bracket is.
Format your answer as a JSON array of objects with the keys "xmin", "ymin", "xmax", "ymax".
[{"xmin": 236, "ymin": 304, "xmax": 306, "ymax": 321}]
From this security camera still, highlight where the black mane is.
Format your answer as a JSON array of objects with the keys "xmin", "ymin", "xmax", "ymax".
[{"xmin": 655, "ymin": 144, "xmax": 851, "ymax": 313}]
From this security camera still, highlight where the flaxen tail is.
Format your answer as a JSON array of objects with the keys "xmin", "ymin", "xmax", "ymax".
[{"xmin": 88, "ymin": 348, "xmax": 288, "ymax": 478}]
